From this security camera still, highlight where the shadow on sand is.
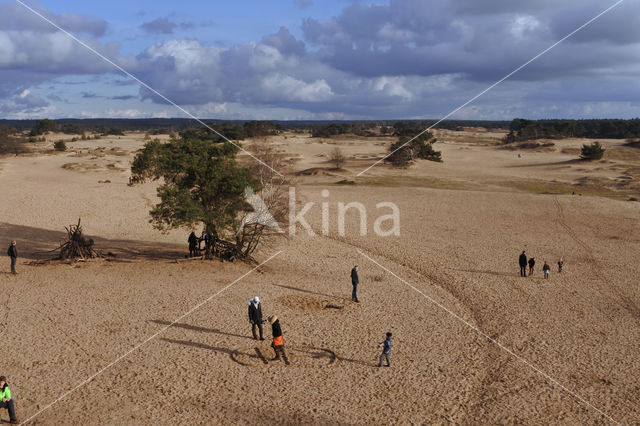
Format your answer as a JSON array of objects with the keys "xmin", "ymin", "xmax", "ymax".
[
  {"xmin": 0, "ymin": 222, "xmax": 184, "ymax": 261},
  {"xmin": 507, "ymin": 158, "xmax": 584, "ymax": 168},
  {"xmin": 453, "ymin": 268, "xmax": 516, "ymax": 278},
  {"xmin": 272, "ymin": 283, "xmax": 350, "ymax": 302},
  {"xmin": 161, "ymin": 338, "xmax": 237, "ymax": 356},
  {"xmin": 151, "ymin": 320, "xmax": 253, "ymax": 340}
]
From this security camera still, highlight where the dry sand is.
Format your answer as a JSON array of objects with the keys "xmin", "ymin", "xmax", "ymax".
[{"xmin": 0, "ymin": 131, "xmax": 639, "ymax": 424}]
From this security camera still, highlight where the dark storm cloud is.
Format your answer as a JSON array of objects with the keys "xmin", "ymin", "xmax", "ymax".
[
  {"xmin": 140, "ymin": 17, "xmax": 178, "ymax": 34},
  {"xmin": 300, "ymin": 0, "xmax": 639, "ymax": 84},
  {"xmin": 261, "ymin": 27, "xmax": 306, "ymax": 56},
  {"xmin": 110, "ymin": 95, "xmax": 137, "ymax": 100},
  {"xmin": 0, "ymin": 2, "xmax": 108, "ymax": 36},
  {"xmin": 550, "ymin": 1, "xmax": 640, "ymax": 45}
]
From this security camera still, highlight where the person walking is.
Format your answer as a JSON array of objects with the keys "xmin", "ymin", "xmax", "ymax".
[
  {"xmin": 518, "ymin": 251, "xmax": 527, "ymax": 277},
  {"xmin": 7, "ymin": 241, "xmax": 17, "ymax": 275},
  {"xmin": 543, "ymin": 261, "xmax": 551, "ymax": 279},
  {"xmin": 0, "ymin": 376, "xmax": 18, "ymax": 424},
  {"xmin": 247, "ymin": 296, "xmax": 264, "ymax": 340},
  {"xmin": 377, "ymin": 332, "xmax": 393, "ymax": 367},
  {"xmin": 528, "ymin": 257, "xmax": 535, "ymax": 276},
  {"xmin": 351, "ymin": 265, "xmax": 360, "ymax": 303},
  {"xmin": 268, "ymin": 315, "xmax": 286, "ymax": 361},
  {"xmin": 188, "ymin": 231, "xmax": 198, "ymax": 257},
  {"xmin": 557, "ymin": 257, "xmax": 564, "ymax": 273}
]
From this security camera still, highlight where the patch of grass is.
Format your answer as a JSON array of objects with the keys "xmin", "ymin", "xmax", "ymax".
[
  {"xmin": 356, "ymin": 175, "xmax": 485, "ymax": 191},
  {"xmin": 624, "ymin": 139, "xmax": 640, "ymax": 149},
  {"xmin": 336, "ymin": 179, "xmax": 356, "ymax": 185}
]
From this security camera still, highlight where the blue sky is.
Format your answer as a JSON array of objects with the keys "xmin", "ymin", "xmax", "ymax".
[{"xmin": 1, "ymin": 0, "xmax": 640, "ymax": 120}]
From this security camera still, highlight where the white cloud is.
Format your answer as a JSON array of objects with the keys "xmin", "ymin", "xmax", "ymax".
[
  {"xmin": 260, "ymin": 74, "xmax": 333, "ymax": 102},
  {"xmin": 105, "ymin": 108, "xmax": 144, "ymax": 118},
  {"xmin": 510, "ymin": 15, "xmax": 541, "ymax": 39}
]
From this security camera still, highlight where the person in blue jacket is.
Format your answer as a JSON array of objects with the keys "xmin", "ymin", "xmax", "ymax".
[{"xmin": 377, "ymin": 332, "xmax": 392, "ymax": 367}]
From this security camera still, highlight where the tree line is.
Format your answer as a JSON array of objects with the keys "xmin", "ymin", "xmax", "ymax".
[{"xmin": 504, "ymin": 118, "xmax": 640, "ymax": 143}]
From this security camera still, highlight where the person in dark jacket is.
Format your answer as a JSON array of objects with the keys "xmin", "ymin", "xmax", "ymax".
[
  {"xmin": 7, "ymin": 241, "xmax": 17, "ymax": 275},
  {"xmin": 247, "ymin": 296, "xmax": 264, "ymax": 340},
  {"xmin": 528, "ymin": 257, "xmax": 535, "ymax": 276},
  {"xmin": 518, "ymin": 251, "xmax": 527, "ymax": 277},
  {"xmin": 200, "ymin": 230, "xmax": 210, "ymax": 252},
  {"xmin": 0, "ymin": 376, "xmax": 17, "ymax": 424},
  {"xmin": 351, "ymin": 265, "xmax": 359, "ymax": 303},
  {"xmin": 377, "ymin": 332, "xmax": 392, "ymax": 367},
  {"xmin": 188, "ymin": 232, "xmax": 198, "ymax": 257},
  {"xmin": 268, "ymin": 315, "xmax": 286, "ymax": 361}
]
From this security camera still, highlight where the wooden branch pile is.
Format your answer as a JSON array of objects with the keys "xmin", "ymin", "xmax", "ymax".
[{"xmin": 58, "ymin": 219, "xmax": 101, "ymax": 260}]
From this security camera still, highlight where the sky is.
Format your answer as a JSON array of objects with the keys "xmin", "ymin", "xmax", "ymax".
[{"xmin": 1, "ymin": 0, "xmax": 640, "ymax": 120}]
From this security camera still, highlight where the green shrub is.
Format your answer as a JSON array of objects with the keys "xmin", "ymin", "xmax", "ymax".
[
  {"xmin": 54, "ymin": 140, "xmax": 67, "ymax": 151},
  {"xmin": 580, "ymin": 141, "xmax": 605, "ymax": 160}
]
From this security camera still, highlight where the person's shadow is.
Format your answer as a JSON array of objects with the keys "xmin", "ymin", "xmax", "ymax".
[
  {"xmin": 272, "ymin": 283, "xmax": 350, "ymax": 302},
  {"xmin": 151, "ymin": 320, "xmax": 253, "ymax": 340}
]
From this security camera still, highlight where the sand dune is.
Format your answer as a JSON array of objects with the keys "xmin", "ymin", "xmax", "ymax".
[{"xmin": 0, "ymin": 131, "xmax": 638, "ymax": 424}]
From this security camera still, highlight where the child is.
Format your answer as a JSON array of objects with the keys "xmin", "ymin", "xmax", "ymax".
[
  {"xmin": 528, "ymin": 257, "xmax": 535, "ymax": 276},
  {"xmin": 557, "ymin": 258, "xmax": 564, "ymax": 273},
  {"xmin": 268, "ymin": 315, "xmax": 286, "ymax": 361},
  {"xmin": 0, "ymin": 376, "xmax": 17, "ymax": 424},
  {"xmin": 377, "ymin": 332, "xmax": 392, "ymax": 367},
  {"xmin": 543, "ymin": 261, "xmax": 551, "ymax": 279}
]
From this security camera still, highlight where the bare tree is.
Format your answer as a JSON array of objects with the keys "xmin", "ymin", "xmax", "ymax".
[
  {"xmin": 329, "ymin": 147, "xmax": 345, "ymax": 169},
  {"xmin": 235, "ymin": 140, "xmax": 292, "ymax": 258}
]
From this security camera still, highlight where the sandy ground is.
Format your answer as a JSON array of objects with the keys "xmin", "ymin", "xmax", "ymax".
[{"xmin": 0, "ymin": 131, "xmax": 639, "ymax": 424}]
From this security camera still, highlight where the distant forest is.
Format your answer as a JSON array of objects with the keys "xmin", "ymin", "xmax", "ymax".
[
  {"xmin": 1, "ymin": 117, "xmax": 639, "ymax": 141},
  {"xmin": 504, "ymin": 118, "xmax": 640, "ymax": 142}
]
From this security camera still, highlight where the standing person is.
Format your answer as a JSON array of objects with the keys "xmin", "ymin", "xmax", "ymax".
[
  {"xmin": 518, "ymin": 251, "xmax": 527, "ymax": 277},
  {"xmin": 268, "ymin": 315, "xmax": 286, "ymax": 361},
  {"xmin": 247, "ymin": 296, "xmax": 264, "ymax": 340},
  {"xmin": 377, "ymin": 332, "xmax": 393, "ymax": 367},
  {"xmin": 543, "ymin": 261, "xmax": 551, "ymax": 279},
  {"xmin": 0, "ymin": 376, "xmax": 18, "ymax": 424},
  {"xmin": 528, "ymin": 257, "xmax": 535, "ymax": 276},
  {"xmin": 200, "ymin": 230, "xmax": 210, "ymax": 253},
  {"xmin": 558, "ymin": 257, "xmax": 564, "ymax": 273},
  {"xmin": 187, "ymin": 231, "xmax": 198, "ymax": 257},
  {"xmin": 7, "ymin": 241, "xmax": 17, "ymax": 275},
  {"xmin": 351, "ymin": 265, "xmax": 360, "ymax": 303}
]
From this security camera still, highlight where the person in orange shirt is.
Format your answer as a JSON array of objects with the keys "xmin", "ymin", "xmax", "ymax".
[{"xmin": 268, "ymin": 315, "xmax": 286, "ymax": 361}]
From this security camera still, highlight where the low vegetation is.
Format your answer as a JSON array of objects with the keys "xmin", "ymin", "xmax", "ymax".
[
  {"xmin": 624, "ymin": 139, "xmax": 640, "ymax": 149},
  {"xmin": 0, "ymin": 126, "xmax": 31, "ymax": 155},
  {"xmin": 580, "ymin": 141, "xmax": 605, "ymax": 160},
  {"xmin": 54, "ymin": 140, "xmax": 67, "ymax": 151},
  {"xmin": 386, "ymin": 122, "xmax": 442, "ymax": 166}
]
